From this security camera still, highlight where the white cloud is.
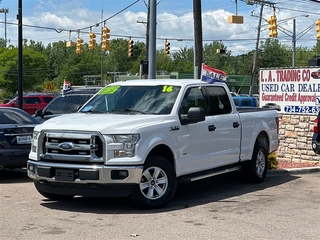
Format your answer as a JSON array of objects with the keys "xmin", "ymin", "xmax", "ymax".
[{"xmin": 3, "ymin": 0, "xmax": 318, "ymax": 55}]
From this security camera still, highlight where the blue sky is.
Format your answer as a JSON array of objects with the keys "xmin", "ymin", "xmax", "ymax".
[{"xmin": 0, "ymin": 0, "xmax": 320, "ymax": 55}]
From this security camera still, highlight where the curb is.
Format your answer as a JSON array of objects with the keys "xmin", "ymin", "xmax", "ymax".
[{"xmin": 267, "ymin": 166, "xmax": 320, "ymax": 177}]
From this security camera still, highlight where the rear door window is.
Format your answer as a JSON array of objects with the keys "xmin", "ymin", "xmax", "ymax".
[{"xmin": 205, "ymin": 86, "xmax": 232, "ymax": 115}]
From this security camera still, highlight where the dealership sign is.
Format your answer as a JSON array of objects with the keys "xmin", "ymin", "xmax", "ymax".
[{"xmin": 259, "ymin": 67, "xmax": 320, "ymax": 114}]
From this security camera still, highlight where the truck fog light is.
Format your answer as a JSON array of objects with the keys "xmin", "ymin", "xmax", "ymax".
[{"xmin": 111, "ymin": 170, "xmax": 128, "ymax": 180}]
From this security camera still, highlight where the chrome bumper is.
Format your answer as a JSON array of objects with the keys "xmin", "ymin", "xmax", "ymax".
[{"xmin": 27, "ymin": 160, "xmax": 143, "ymax": 184}]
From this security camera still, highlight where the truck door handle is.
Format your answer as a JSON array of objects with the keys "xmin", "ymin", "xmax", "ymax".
[
  {"xmin": 233, "ymin": 122, "xmax": 240, "ymax": 128},
  {"xmin": 208, "ymin": 125, "xmax": 216, "ymax": 131}
]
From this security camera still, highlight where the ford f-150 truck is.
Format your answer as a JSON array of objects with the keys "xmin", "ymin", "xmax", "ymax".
[{"xmin": 27, "ymin": 79, "xmax": 279, "ymax": 209}]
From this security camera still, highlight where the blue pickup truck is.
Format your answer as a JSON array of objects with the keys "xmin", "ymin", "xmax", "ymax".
[{"xmin": 232, "ymin": 96, "xmax": 259, "ymax": 107}]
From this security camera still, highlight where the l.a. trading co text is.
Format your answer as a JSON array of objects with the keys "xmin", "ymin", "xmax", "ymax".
[{"xmin": 260, "ymin": 68, "xmax": 318, "ymax": 104}]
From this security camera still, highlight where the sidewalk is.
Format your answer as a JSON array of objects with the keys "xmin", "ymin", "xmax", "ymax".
[{"xmin": 267, "ymin": 166, "xmax": 320, "ymax": 177}]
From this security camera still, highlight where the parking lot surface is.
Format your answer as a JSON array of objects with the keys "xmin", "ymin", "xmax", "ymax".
[{"xmin": 1, "ymin": 168, "xmax": 320, "ymax": 240}]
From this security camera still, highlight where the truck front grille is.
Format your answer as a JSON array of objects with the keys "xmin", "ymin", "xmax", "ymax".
[{"xmin": 40, "ymin": 131, "xmax": 104, "ymax": 163}]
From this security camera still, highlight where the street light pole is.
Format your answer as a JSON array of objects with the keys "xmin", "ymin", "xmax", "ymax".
[
  {"xmin": 292, "ymin": 19, "xmax": 296, "ymax": 67},
  {"xmin": 252, "ymin": 14, "xmax": 310, "ymax": 68},
  {"xmin": 0, "ymin": 8, "xmax": 9, "ymax": 47}
]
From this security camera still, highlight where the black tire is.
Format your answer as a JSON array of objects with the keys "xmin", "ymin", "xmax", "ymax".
[
  {"xmin": 34, "ymin": 183, "xmax": 74, "ymax": 201},
  {"xmin": 242, "ymin": 142, "xmax": 267, "ymax": 183},
  {"xmin": 131, "ymin": 155, "xmax": 177, "ymax": 209}
]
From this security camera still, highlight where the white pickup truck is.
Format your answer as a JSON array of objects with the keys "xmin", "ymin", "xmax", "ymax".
[{"xmin": 27, "ymin": 79, "xmax": 279, "ymax": 208}]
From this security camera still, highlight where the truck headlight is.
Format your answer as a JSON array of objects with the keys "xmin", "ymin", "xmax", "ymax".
[
  {"xmin": 31, "ymin": 130, "xmax": 40, "ymax": 153},
  {"xmin": 112, "ymin": 134, "xmax": 140, "ymax": 157}
]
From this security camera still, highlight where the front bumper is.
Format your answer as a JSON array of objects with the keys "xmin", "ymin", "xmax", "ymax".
[{"xmin": 27, "ymin": 160, "xmax": 143, "ymax": 184}]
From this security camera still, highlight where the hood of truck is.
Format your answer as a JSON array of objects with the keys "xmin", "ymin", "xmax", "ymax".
[{"xmin": 37, "ymin": 113, "xmax": 167, "ymax": 134}]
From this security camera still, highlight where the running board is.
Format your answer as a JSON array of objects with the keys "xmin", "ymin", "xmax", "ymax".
[{"xmin": 178, "ymin": 164, "xmax": 241, "ymax": 183}]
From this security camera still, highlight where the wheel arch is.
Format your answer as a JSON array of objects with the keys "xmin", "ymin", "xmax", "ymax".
[
  {"xmin": 147, "ymin": 144, "xmax": 175, "ymax": 169},
  {"xmin": 255, "ymin": 131, "xmax": 269, "ymax": 153}
]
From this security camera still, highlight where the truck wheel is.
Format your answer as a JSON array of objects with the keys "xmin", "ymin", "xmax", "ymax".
[
  {"xmin": 242, "ymin": 142, "xmax": 267, "ymax": 183},
  {"xmin": 34, "ymin": 182, "xmax": 74, "ymax": 201},
  {"xmin": 131, "ymin": 155, "xmax": 177, "ymax": 209}
]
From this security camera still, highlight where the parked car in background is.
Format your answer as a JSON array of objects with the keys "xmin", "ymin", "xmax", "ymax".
[
  {"xmin": 233, "ymin": 96, "xmax": 259, "ymax": 107},
  {"xmin": 1, "ymin": 98, "xmax": 12, "ymax": 104},
  {"xmin": 263, "ymin": 103, "xmax": 281, "ymax": 111},
  {"xmin": 0, "ymin": 107, "xmax": 40, "ymax": 169},
  {"xmin": 33, "ymin": 94, "xmax": 94, "ymax": 123},
  {"xmin": 252, "ymin": 94, "xmax": 259, "ymax": 99},
  {"xmin": 0, "ymin": 93, "xmax": 54, "ymax": 115}
]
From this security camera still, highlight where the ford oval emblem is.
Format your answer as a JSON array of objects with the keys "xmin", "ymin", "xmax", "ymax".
[{"xmin": 59, "ymin": 142, "xmax": 73, "ymax": 151}]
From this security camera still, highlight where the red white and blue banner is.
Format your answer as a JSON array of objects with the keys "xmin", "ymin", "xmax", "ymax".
[
  {"xmin": 201, "ymin": 63, "xmax": 228, "ymax": 84},
  {"xmin": 63, "ymin": 80, "xmax": 72, "ymax": 94}
]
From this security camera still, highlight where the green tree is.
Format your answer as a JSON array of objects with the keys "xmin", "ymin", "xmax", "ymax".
[
  {"xmin": 258, "ymin": 38, "xmax": 290, "ymax": 68},
  {"xmin": 0, "ymin": 48, "xmax": 48, "ymax": 95},
  {"xmin": 172, "ymin": 46, "xmax": 194, "ymax": 72}
]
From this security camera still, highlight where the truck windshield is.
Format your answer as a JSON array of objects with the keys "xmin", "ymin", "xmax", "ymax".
[{"xmin": 80, "ymin": 85, "xmax": 181, "ymax": 115}]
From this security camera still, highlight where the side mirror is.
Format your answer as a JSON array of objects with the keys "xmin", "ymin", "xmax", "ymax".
[
  {"xmin": 179, "ymin": 107, "xmax": 205, "ymax": 125},
  {"xmin": 35, "ymin": 109, "xmax": 43, "ymax": 117}
]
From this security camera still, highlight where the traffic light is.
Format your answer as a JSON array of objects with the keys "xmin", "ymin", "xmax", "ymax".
[
  {"xmin": 316, "ymin": 19, "xmax": 320, "ymax": 40},
  {"xmin": 89, "ymin": 32, "xmax": 96, "ymax": 50},
  {"xmin": 76, "ymin": 37, "xmax": 84, "ymax": 54},
  {"xmin": 128, "ymin": 39, "xmax": 134, "ymax": 57},
  {"xmin": 102, "ymin": 27, "xmax": 110, "ymax": 51},
  {"xmin": 164, "ymin": 41, "xmax": 170, "ymax": 54},
  {"xmin": 267, "ymin": 16, "xmax": 278, "ymax": 38},
  {"xmin": 216, "ymin": 49, "xmax": 226, "ymax": 54}
]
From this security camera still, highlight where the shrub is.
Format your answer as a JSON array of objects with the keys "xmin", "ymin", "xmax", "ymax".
[{"xmin": 268, "ymin": 152, "xmax": 278, "ymax": 170}]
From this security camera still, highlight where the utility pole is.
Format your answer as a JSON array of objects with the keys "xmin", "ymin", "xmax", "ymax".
[
  {"xmin": 193, "ymin": 0, "xmax": 203, "ymax": 79},
  {"xmin": 148, "ymin": 0, "xmax": 156, "ymax": 79},
  {"xmin": 18, "ymin": 0, "xmax": 23, "ymax": 109},
  {"xmin": 145, "ymin": 0, "xmax": 150, "ymax": 79},
  {"xmin": 249, "ymin": 3, "xmax": 263, "ymax": 96},
  {"xmin": 248, "ymin": 0, "xmax": 277, "ymax": 96}
]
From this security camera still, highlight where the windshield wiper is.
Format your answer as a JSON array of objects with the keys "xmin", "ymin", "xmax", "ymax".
[
  {"xmin": 112, "ymin": 108, "xmax": 147, "ymax": 114},
  {"xmin": 83, "ymin": 109, "xmax": 105, "ymax": 114}
]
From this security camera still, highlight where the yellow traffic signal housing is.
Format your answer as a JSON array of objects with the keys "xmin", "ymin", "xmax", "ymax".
[
  {"xmin": 216, "ymin": 49, "xmax": 226, "ymax": 54},
  {"xmin": 164, "ymin": 41, "xmax": 170, "ymax": 54},
  {"xmin": 89, "ymin": 32, "xmax": 96, "ymax": 50},
  {"xmin": 267, "ymin": 16, "xmax": 278, "ymax": 38},
  {"xmin": 66, "ymin": 41, "xmax": 75, "ymax": 47},
  {"xmin": 316, "ymin": 19, "xmax": 320, "ymax": 40},
  {"xmin": 128, "ymin": 39, "xmax": 134, "ymax": 57},
  {"xmin": 102, "ymin": 27, "xmax": 110, "ymax": 51},
  {"xmin": 76, "ymin": 37, "xmax": 84, "ymax": 54}
]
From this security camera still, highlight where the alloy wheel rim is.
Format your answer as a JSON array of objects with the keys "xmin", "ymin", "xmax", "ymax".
[{"xmin": 139, "ymin": 166, "xmax": 168, "ymax": 200}]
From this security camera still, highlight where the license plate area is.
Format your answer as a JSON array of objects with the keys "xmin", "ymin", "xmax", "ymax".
[
  {"xmin": 17, "ymin": 135, "xmax": 32, "ymax": 144},
  {"xmin": 55, "ymin": 169, "xmax": 75, "ymax": 182}
]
